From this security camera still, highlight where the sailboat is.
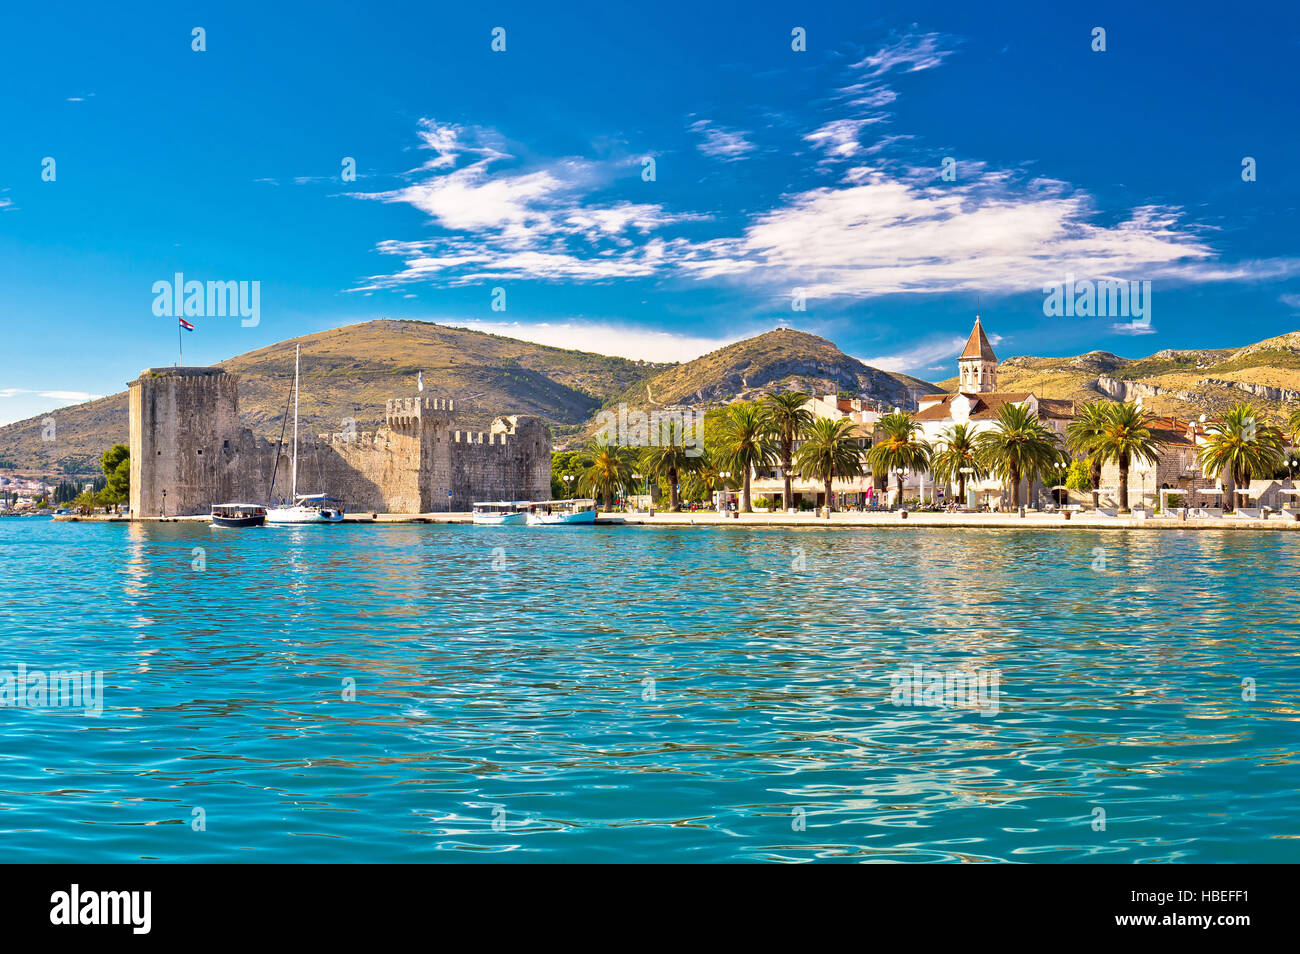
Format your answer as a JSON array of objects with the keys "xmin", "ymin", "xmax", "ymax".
[{"xmin": 266, "ymin": 344, "xmax": 345, "ymax": 525}]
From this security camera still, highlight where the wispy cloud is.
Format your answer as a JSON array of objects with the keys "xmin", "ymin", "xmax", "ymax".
[
  {"xmin": 0, "ymin": 387, "xmax": 102, "ymax": 403},
  {"xmin": 853, "ymin": 32, "xmax": 957, "ymax": 77},
  {"xmin": 349, "ymin": 41, "xmax": 1299, "ymax": 301},
  {"xmin": 689, "ymin": 120, "xmax": 756, "ymax": 161},
  {"xmin": 1110, "ymin": 321, "xmax": 1157, "ymax": 336},
  {"xmin": 805, "ymin": 118, "xmax": 884, "ymax": 161},
  {"xmin": 860, "ymin": 332, "xmax": 1003, "ymax": 373}
]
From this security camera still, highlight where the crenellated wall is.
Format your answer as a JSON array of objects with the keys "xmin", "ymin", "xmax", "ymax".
[{"xmin": 128, "ymin": 369, "xmax": 550, "ymax": 517}]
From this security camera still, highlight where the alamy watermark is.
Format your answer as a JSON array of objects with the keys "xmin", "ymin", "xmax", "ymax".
[
  {"xmin": 593, "ymin": 403, "xmax": 705, "ymax": 457},
  {"xmin": 152, "ymin": 272, "xmax": 260, "ymax": 327},
  {"xmin": 1043, "ymin": 274, "xmax": 1151, "ymax": 330},
  {"xmin": 889, "ymin": 664, "xmax": 1001, "ymax": 716},
  {"xmin": 0, "ymin": 662, "xmax": 104, "ymax": 715}
]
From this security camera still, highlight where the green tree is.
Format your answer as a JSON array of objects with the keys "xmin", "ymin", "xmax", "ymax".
[
  {"xmin": 1198, "ymin": 402, "xmax": 1285, "ymax": 512},
  {"xmin": 1287, "ymin": 404, "xmax": 1300, "ymax": 446},
  {"xmin": 680, "ymin": 449, "xmax": 733, "ymax": 505},
  {"xmin": 867, "ymin": 412, "xmax": 931, "ymax": 508},
  {"xmin": 638, "ymin": 421, "xmax": 702, "ymax": 512},
  {"xmin": 1089, "ymin": 401, "xmax": 1163, "ymax": 512},
  {"xmin": 1065, "ymin": 401, "xmax": 1111, "ymax": 508},
  {"xmin": 550, "ymin": 450, "xmax": 584, "ymax": 498},
  {"xmin": 794, "ymin": 417, "xmax": 864, "ymax": 513},
  {"xmin": 716, "ymin": 402, "xmax": 776, "ymax": 512},
  {"xmin": 101, "ymin": 444, "xmax": 130, "ymax": 507},
  {"xmin": 577, "ymin": 441, "xmax": 632, "ymax": 512},
  {"xmin": 974, "ymin": 403, "xmax": 1060, "ymax": 510},
  {"xmin": 930, "ymin": 423, "xmax": 985, "ymax": 502},
  {"xmin": 761, "ymin": 390, "xmax": 813, "ymax": 511},
  {"xmin": 1064, "ymin": 459, "xmax": 1092, "ymax": 492}
]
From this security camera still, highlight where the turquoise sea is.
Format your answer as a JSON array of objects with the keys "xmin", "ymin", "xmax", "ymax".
[{"xmin": 1, "ymin": 518, "xmax": 1296, "ymax": 863}]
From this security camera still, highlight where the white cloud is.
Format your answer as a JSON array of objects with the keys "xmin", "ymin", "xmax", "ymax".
[
  {"xmin": 453, "ymin": 320, "xmax": 741, "ymax": 364},
  {"xmin": 1280, "ymin": 293, "xmax": 1300, "ymax": 310},
  {"xmin": 859, "ymin": 337, "xmax": 965, "ymax": 373},
  {"xmin": 689, "ymin": 120, "xmax": 756, "ymax": 161},
  {"xmin": 1111, "ymin": 321, "xmax": 1157, "ymax": 336},
  {"xmin": 0, "ymin": 388, "xmax": 101, "ymax": 402},
  {"xmin": 805, "ymin": 119, "xmax": 884, "ymax": 161},
  {"xmin": 350, "ymin": 82, "xmax": 1298, "ymax": 299},
  {"xmin": 853, "ymin": 32, "xmax": 957, "ymax": 77}
]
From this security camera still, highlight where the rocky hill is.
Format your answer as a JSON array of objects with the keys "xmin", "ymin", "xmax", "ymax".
[
  {"xmin": 935, "ymin": 334, "xmax": 1300, "ymax": 419},
  {"xmin": 0, "ymin": 320, "xmax": 667, "ymax": 474},
  {"xmin": 608, "ymin": 327, "xmax": 935, "ymax": 409}
]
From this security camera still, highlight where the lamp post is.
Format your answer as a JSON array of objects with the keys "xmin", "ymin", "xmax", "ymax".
[
  {"xmin": 959, "ymin": 466, "xmax": 975, "ymax": 510},
  {"xmin": 718, "ymin": 471, "xmax": 731, "ymax": 512},
  {"xmin": 161, "ymin": 488, "xmax": 166, "ymax": 519},
  {"xmin": 563, "ymin": 473, "xmax": 575, "ymax": 499},
  {"xmin": 893, "ymin": 468, "xmax": 907, "ymax": 511},
  {"xmin": 630, "ymin": 472, "xmax": 641, "ymax": 511}
]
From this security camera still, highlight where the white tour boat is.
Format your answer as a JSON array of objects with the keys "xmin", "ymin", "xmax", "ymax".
[
  {"xmin": 266, "ymin": 344, "xmax": 345, "ymax": 525},
  {"xmin": 472, "ymin": 501, "xmax": 529, "ymax": 525},
  {"xmin": 525, "ymin": 498, "xmax": 598, "ymax": 526}
]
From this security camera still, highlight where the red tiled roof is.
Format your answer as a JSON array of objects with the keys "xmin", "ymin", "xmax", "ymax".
[{"xmin": 960, "ymin": 317, "xmax": 997, "ymax": 361}]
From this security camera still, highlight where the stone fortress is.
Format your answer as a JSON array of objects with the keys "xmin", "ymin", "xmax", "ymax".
[{"xmin": 127, "ymin": 367, "xmax": 551, "ymax": 517}]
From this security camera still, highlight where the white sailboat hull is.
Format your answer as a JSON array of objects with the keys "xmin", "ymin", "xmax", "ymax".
[{"xmin": 266, "ymin": 505, "xmax": 344, "ymax": 524}]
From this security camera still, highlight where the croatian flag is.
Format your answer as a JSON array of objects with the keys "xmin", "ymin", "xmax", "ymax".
[{"xmin": 179, "ymin": 317, "xmax": 195, "ymax": 332}]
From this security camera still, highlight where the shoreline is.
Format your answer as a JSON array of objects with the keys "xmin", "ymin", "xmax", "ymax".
[{"xmin": 48, "ymin": 510, "xmax": 1300, "ymax": 531}]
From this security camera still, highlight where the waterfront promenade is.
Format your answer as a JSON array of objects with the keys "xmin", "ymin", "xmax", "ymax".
[{"xmin": 52, "ymin": 510, "xmax": 1300, "ymax": 530}]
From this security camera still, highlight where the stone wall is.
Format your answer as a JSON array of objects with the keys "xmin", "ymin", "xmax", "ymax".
[
  {"xmin": 128, "ymin": 368, "xmax": 551, "ymax": 517},
  {"xmin": 129, "ymin": 368, "xmax": 243, "ymax": 516}
]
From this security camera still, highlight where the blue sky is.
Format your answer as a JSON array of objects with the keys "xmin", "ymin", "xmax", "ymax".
[{"xmin": 3, "ymin": 1, "xmax": 1299, "ymax": 424}]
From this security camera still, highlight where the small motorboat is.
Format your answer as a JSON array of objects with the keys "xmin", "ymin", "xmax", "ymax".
[
  {"xmin": 472, "ymin": 501, "xmax": 528, "ymax": 525},
  {"xmin": 525, "ymin": 498, "xmax": 598, "ymax": 526},
  {"xmin": 211, "ymin": 503, "xmax": 267, "ymax": 528}
]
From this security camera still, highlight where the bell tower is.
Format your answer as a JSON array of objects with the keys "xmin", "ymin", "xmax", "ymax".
[{"xmin": 958, "ymin": 316, "xmax": 998, "ymax": 394}]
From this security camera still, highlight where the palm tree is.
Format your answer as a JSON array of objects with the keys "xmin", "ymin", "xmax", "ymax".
[
  {"xmin": 866, "ymin": 412, "xmax": 931, "ymax": 508},
  {"xmin": 578, "ymin": 440, "xmax": 632, "ymax": 512},
  {"xmin": 794, "ymin": 418, "xmax": 864, "ymax": 513},
  {"xmin": 1199, "ymin": 402, "xmax": 1285, "ymax": 511},
  {"xmin": 1065, "ymin": 400, "xmax": 1111, "ymax": 508},
  {"xmin": 762, "ymin": 390, "xmax": 814, "ymax": 511},
  {"xmin": 1089, "ymin": 401, "xmax": 1162, "ymax": 512},
  {"xmin": 930, "ymin": 423, "xmax": 986, "ymax": 503},
  {"xmin": 638, "ymin": 421, "xmax": 701, "ymax": 512},
  {"xmin": 974, "ymin": 403, "xmax": 1060, "ymax": 510},
  {"xmin": 1287, "ymin": 404, "xmax": 1300, "ymax": 447},
  {"xmin": 716, "ymin": 402, "xmax": 776, "ymax": 512},
  {"xmin": 680, "ymin": 449, "xmax": 733, "ymax": 504}
]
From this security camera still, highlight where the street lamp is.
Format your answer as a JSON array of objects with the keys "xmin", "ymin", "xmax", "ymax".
[
  {"xmin": 161, "ymin": 488, "xmax": 166, "ymax": 519},
  {"xmin": 717, "ymin": 471, "xmax": 732, "ymax": 512}
]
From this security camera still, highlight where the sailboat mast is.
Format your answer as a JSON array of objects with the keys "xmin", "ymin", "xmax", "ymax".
[{"xmin": 291, "ymin": 344, "xmax": 299, "ymax": 500}]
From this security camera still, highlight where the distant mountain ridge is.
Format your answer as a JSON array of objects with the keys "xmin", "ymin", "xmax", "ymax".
[
  {"xmin": 0, "ymin": 321, "xmax": 934, "ymax": 474},
  {"xmin": 7, "ymin": 320, "xmax": 1300, "ymax": 476}
]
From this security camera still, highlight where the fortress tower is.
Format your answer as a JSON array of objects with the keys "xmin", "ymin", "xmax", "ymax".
[
  {"xmin": 128, "ymin": 368, "xmax": 244, "ymax": 517},
  {"xmin": 957, "ymin": 316, "xmax": 998, "ymax": 394},
  {"xmin": 128, "ymin": 368, "xmax": 550, "ymax": 517}
]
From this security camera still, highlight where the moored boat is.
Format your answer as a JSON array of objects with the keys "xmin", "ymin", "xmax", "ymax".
[
  {"xmin": 472, "ymin": 501, "xmax": 528, "ymax": 525},
  {"xmin": 211, "ymin": 503, "xmax": 267, "ymax": 528},
  {"xmin": 265, "ymin": 344, "xmax": 344, "ymax": 526},
  {"xmin": 525, "ymin": 498, "xmax": 598, "ymax": 526},
  {"xmin": 266, "ymin": 494, "xmax": 345, "ymax": 524}
]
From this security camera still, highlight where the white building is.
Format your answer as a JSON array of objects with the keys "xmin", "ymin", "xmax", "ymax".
[{"xmin": 910, "ymin": 317, "xmax": 1076, "ymax": 508}]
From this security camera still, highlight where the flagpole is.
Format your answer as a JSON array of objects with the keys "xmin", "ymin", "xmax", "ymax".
[{"xmin": 178, "ymin": 320, "xmax": 182, "ymax": 366}]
